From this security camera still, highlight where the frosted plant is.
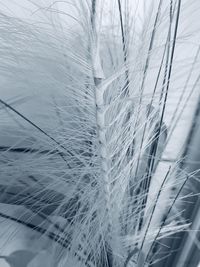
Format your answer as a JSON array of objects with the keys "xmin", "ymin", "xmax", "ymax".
[{"xmin": 0, "ymin": 0, "xmax": 199, "ymax": 266}]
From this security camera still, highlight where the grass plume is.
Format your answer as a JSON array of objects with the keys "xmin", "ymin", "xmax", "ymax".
[{"xmin": 0, "ymin": 0, "xmax": 199, "ymax": 266}]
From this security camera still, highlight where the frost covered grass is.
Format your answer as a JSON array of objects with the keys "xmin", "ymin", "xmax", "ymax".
[{"xmin": 0, "ymin": 0, "xmax": 199, "ymax": 266}]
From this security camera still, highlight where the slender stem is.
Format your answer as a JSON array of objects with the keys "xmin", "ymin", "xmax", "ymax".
[
  {"xmin": 136, "ymin": 0, "xmax": 164, "ymax": 107},
  {"xmin": 117, "ymin": 0, "xmax": 129, "ymax": 96},
  {"xmin": 124, "ymin": 167, "xmax": 171, "ymax": 267},
  {"xmin": 144, "ymin": 174, "xmax": 189, "ymax": 264},
  {"xmin": 139, "ymin": 167, "xmax": 171, "ymax": 267},
  {"xmin": 0, "ymin": 99, "xmax": 68, "ymax": 154},
  {"xmin": 133, "ymin": 0, "xmax": 164, "ymax": 187},
  {"xmin": 139, "ymin": 0, "xmax": 181, "ymax": 229},
  {"xmin": 136, "ymin": 0, "xmax": 174, "ymax": 233},
  {"xmin": 145, "ymin": 0, "xmax": 181, "ymax": 184},
  {"xmin": 133, "ymin": 3, "xmax": 173, "ymax": 234},
  {"xmin": 0, "ymin": 98, "xmax": 71, "ymax": 166}
]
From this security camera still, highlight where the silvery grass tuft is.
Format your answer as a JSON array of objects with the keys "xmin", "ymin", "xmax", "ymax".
[{"xmin": 0, "ymin": 0, "xmax": 199, "ymax": 266}]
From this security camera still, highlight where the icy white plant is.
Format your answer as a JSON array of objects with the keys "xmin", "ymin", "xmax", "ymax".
[{"xmin": 0, "ymin": 0, "xmax": 199, "ymax": 266}]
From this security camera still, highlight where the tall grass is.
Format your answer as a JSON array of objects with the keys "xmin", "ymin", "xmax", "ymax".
[{"xmin": 0, "ymin": 0, "xmax": 199, "ymax": 266}]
